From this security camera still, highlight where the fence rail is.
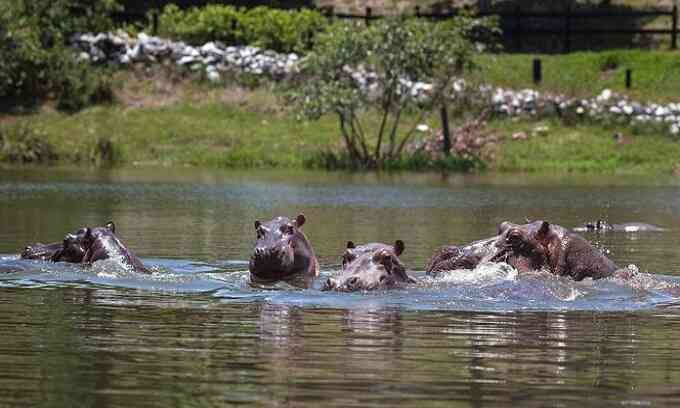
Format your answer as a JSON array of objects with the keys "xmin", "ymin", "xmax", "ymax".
[
  {"xmin": 117, "ymin": 4, "xmax": 679, "ymax": 53},
  {"xmin": 324, "ymin": 5, "xmax": 678, "ymax": 53}
]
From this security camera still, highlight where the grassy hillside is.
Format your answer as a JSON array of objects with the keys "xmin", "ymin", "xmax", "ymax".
[{"xmin": 468, "ymin": 50, "xmax": 680, "ymax": 102}]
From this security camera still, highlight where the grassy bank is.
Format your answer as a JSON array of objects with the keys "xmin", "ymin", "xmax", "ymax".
[
  {"xmin": 2, "ymin": 60, "xmax": 680, "ymax": 175},
  {"xmin": 487, "ymin": 119, "xmax": 680, "ymax": 174},
  {"xmin": 468, "ymin": 50, "xmax": 680, "ymax": 102}
]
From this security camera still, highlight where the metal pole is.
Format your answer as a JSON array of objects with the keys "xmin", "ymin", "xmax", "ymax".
[
  {"xmin": 514, "ymin": 6, "xmax": 522, "ymax": 51},
  {"xmin": 564, "ymin": 4, "xmax": 572, "ymax": 53},
  {"xmin": 672, "ymin": 5, "xmax": 678, "ymax": 50},
  {"xmin": 533, "ymin": 58, "xmax": 542, "ymax": 84},
  {"xmin": 440, "ymin": 106, "xmax": 451, "ymax": 156}
]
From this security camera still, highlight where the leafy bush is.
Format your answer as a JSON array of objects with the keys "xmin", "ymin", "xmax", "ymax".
[
  {"xmin": 285, "ymin": 16, "xmax": 498, "ymax": 168},
  {"xmin": 241, "ymin": 7, "xmax": 326, "ymax": 53},
  {"xmin": 0, "ymin": 0, "xmax": 120, "ymax": 110},
  {"xmin": 157, "ymin": 4, "xmax": 245, "ymax": 46},
  {"xmin": 156, "ymin": 5, "xmax": 326, "ymax": 53},
  {"xmin": 56, "ymin": 61, "xmax": 115, "ymax": 112},
  {"xmin": 0, "ymin": 123, "xmax": 57, "ymax": 164}
]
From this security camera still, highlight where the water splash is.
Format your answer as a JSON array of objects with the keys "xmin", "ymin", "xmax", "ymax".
[{"xmin": 0, "ymin": 256, "xmax": 678, "ymax": 312}]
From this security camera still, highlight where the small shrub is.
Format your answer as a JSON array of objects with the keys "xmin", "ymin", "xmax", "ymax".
[
  {"xmin": 241, "ymin": 7, "xmax": 326, "ymax": 53},
  {"xmin": 0, "ymin": 123, "xmax": 57, "ymax": 164},
  {"xmin": 90, "ymin": 137, "xmax": 117, "ymax": 165},
  {"xmin": 158, "ymin": 4, "xmax": 244, "ymax": 45},
  {"xmin": 56, "ymin": 59, "xmax": 115, "ymax": 112},
  {"xmin": 156, "ymin": 5, "xmax": 326, "ymax": 53},
  {"xmin": 599, "ymin": 53, "xmax": 621, "ymax": 71}
]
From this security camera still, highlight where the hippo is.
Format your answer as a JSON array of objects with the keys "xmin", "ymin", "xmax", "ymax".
[
  {"xmin": 425, "ymin": 236, "xmax": 501, "ymax": 276},
  {"xmin": 573, "ymin": 220, "xmax": 666, "ymax": 233},
  {"xmin": 20, "ymin": 221, "xmax": 115, "ymax": 263},
  {"xmin": 495, "ymin": 220, "xmax": 622, "ymax": 281},
  {"xmin": 60, "ymin": 222, "xmax": 149, "ymax": 273},
  {"xmin": 21, "ymin": 241, "xmax": 69, "ymax": 261},
  {"xmin": 249, "ymin": 214, "xmax": 318, "ymax": 285},
  {"xmin": 323, "ymin": 240, "xmax": 415, "ymax": 292}
]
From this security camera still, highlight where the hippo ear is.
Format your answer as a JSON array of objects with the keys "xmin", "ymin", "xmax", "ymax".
[
  {"xmin": 295, "ymin": 214, "xmax": 306, "ymax": 228},
  {"xmin": 498, "ymin": 221, "xmax": 514, "ymax": 235},
  {"xmin": 537, "ymin": 221, "xmax": 550, "ymax": 237},
  {"xmin": 394, "ymin": 240, "xmax": 405, "ymax": 256},
  {"xmin": 105, "ymin": 221, "xmax": 115, "ymax": 233},
  {"xmin": 84, "ymin": 227, "xmax": 93, "ymax": 240},
  {"xmin": 373, "ymin": 249, "xmax": 390, "ymax": 264},
  {"xmin": 254, "ymin": 220, "xmax": 261, "ymax": 230},
  {"xmin": 346, "ymin": 241, "xmax": 355, "ymax": 249}
]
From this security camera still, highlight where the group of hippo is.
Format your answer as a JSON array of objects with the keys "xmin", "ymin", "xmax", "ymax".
[{"xmin": 19, "ymin": 215, "xmax": 665, "ymax": 291}]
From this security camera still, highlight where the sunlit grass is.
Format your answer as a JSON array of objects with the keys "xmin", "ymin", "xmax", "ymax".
[{"xmin": 469, "ymin": 50, "xmax": 680, "ymax": 103}]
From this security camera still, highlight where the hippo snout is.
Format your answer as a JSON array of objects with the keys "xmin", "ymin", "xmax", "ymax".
[{"xmin": 322, "ymin": 277, "xmax": 338, "ymax": 291}]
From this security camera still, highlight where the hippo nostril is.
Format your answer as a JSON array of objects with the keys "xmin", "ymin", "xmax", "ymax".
[
  {"xmin": 324, "ymin": 278, "xmax": 336, "ymax": 290},
  {"xmin": 379, "ymin": 275, "xmax": 386, "ymax": 283}
]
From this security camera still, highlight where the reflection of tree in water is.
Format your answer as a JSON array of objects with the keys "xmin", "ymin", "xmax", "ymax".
[
  {"xmin": 340, "ymin": 308, "xmax": 404, "ymax": 379},
  {"xmin": 257, "ymin": 302, "xmax": 305, "ymax": 353},
  {"xmin": 457, "ymin": 311, "xmax": 650, "ymax": 403}
]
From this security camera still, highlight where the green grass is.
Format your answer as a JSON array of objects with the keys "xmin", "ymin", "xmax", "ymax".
[
  {"xmin": 469, "ymin": 50, "xmax": 680, "ymax": 102},
  {"xmin": 488, "ymin": 118, "xmax": 680, "ymax": 174},
  {"xmin": 3, "ymin": 64, "xmax": 680, "ymax": 175},
  {"xmin": 21, "ymin": 102, "xmax": 339, "ymax": 168}
]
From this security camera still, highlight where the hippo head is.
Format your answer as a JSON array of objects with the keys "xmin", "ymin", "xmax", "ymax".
[
  {"xmin": 51, "ymin": 222, "xmax": 115, "ymax": 263},
  {"xmin": 21, "ymin": 241, "xmax": 65, "ymax": 261},
  {"xmin": 249, "ymin": 214, "xmax": 314, "ymax": 281},
  {"xmin": 323, "ymin": 241, "xmax": 414, "ymax": 292},
  {"xmin": 493, "ymin": 220, "xmax": 555, "ymax": 272},
  {"xmin": 586, "ymin": 219, "xmax": 612, "ymax": 232}
]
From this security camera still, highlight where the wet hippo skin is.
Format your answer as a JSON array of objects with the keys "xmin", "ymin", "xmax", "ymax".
[
  {"xmin": 323, "ymin": 240, "xmax": 415, "ymax": 292},
  {"xmin": 249, "ymin": 214, "xmax": 319, "ymax": 285}
]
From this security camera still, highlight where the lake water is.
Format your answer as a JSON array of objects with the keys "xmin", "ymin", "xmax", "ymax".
[{"xmin": 2, "ymin": 167, "xmax": 680, "ymax": 407}]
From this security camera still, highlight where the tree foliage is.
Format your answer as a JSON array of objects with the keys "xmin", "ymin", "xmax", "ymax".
[
  {"xmin": 157, "ymin": 5, "xmax": 326, "ymax": 53},
  {"xmin": 286, "ymin": 15, "xmax": 498, "ymax": 168},
  {"xmin": 0, "ymin": 0, "xmax": 120, "ymax": 108}
]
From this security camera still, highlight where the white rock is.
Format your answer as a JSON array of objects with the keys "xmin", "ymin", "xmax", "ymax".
[
  {"xmin": 177, "ymin": 56, "xmax": 197, "ymax": 65},
  {"xmin": 207, "ymin": 70, "xmax": 221, "ymax": 83}
]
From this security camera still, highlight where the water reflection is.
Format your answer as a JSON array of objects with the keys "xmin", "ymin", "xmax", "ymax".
[{"xmin": 1, "ymin": 168, "xmax": 680, "ymax": 406}]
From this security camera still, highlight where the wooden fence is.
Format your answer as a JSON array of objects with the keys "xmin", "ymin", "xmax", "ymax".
[
  {"xmin": 119, "ymin": 4, "xmax": 679, "ymax": 53},
  {"xmin": 324, "ymin": 5, "xmax": 679, "ymax": 52}
]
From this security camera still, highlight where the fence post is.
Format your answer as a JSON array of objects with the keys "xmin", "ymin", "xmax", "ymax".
[
  {"xmin": 415, "ymin": 5, "xmax": 421, "ymax": 18},
  {"xmin": 365, "ymin": 7, "xmax": 372, "ymax": 26},
  {"xmin": 323, "ymin": 6, "xmax": 334, "ymax": 19},
  {"xmin": 514, "ymin": 5, "xmax": 522, "ymax": 51},
  {"xmin": 625, "ymin": 69, "xmax": 632, "ymax": 89},
  {"xmin": 533, "ymin": 58, "xmax": 542, "ymax": 84},
  {"xmin": 672, "ymin": 5, "xmax": 678, "ymax": 50},
  {"xmin": 564, "ymin": 3, "xmax": 572, "ymax": 53},
  {"xmin": 440, "ymin": 105, "xmax": 451, "ymax": 156},
  {"xmin": 152, "ymin": 9, "xmax": 159, "ymax": 36}
]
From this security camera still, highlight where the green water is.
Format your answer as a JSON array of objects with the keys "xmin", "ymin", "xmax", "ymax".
[{"xmin": 1, "ymin": 167, "xmax": 680, "ymax": 407}]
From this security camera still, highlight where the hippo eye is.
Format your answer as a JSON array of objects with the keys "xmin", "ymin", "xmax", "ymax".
[
  {"xmin": 506, "ymin": 231, "xmax": 523, "ymax": 244},
  {"xmin": 280, "ymin": 225, "xmax": 294, "ymax": 235},
  {"xmin": 342, "ymin": 252, "xmax": 355, "ymax": 267}
]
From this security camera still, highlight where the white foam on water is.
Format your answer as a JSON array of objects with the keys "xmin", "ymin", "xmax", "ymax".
[{"xmin": 430, "ymin": 262, "xmax": 518, "ymax": 286}]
